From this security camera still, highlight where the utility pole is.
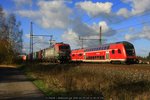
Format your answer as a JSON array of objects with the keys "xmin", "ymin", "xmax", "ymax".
[
  {"xmin": 49, "ymin": 35, "xmax": 53, "ymax": 47},
  {"xmin": 30, "ymin": 22, "xmax": 33, "ymax": 60},
  {"xmin": 32, "ymin": 35, "xmax": 53, "ymax": 47},
  {"xmin": 79, "ymin": 36, "xmax": 84, "ymax": 49},
  {"xmin": 29, "ymin": 22, "xmax": 54, "ymax": 61},
  {"xmin": 81, "ymin": 38, "xmax": 83, "ymax": 49},
  {"xmin": 100, "ymin": 26, "xmax": 102, "ymax": 45},
  {"xmin": 79, "ymin": 26, "xmax": 103, "ymax": 48}
]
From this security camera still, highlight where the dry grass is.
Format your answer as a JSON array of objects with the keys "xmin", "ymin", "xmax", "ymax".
[{"xmin": 21, "ymin": 63, "xmax": 150, "ymax": 99}]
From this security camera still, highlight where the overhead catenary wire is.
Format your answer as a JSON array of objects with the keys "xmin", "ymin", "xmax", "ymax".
[
  {"xmin": 77, "ymin": 1, "xmax": 122, "ymax": 47},
  {"xmin": 77, "ymin": 0, "xmax": 150, "ymax": 35},
  {"xmin": 79, "ymin": 11, "xmax": 150, "ymax": 41},
  {"xmin": 82, "ymin": 0, "xmax": 122, "ymax": 23},
  {"xmin": 106, "ymin": 19, "xmax": 150, "ymax": 34},
  {"xmin": 78, "ymin": 19, "xmax": 150, "ymax": 48},
  {"xmin": 79, "ymin": 19, "xmax": 150, "ymax": 41}
]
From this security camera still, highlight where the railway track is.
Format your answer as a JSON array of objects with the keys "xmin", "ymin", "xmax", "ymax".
[
  {"xmin": 38, "ymin": 62, "xmax": 150, "ymax": 71},
  {"xmin": 74, "ymin": 63, "xmax": 150, "ymax": 70}
]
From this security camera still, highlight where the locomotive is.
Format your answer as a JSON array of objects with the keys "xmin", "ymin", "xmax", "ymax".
[
  {"xmin": 71, "ymin": 41, "xmax": 137, "ymax": 64},
  {"xmin": 27, "ymin": 42, "xmax": 71, "ymax": 63}
]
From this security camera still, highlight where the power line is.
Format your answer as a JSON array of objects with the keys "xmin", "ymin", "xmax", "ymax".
[
  {"xmin": 82, "ymin": 0, "xmax": 122, "ymax": 23},
  {"xmin": 110, "ymin": 9, "xmax": 150, "ymax": 25},
  {"xmin": 29, "ymin": 22, "xmax": 54, "ymax": 56},
  {"xmin": 82, "ymin": 18, "xmax": 150, "ymax": 37},
  {"xmin": 106, "ymin": 19, "xmax": 150, "ymax": 34},
  {"xmin": 77, "ymin": 14, "xmax": 150, "ymax": 49},
  {"xmin": 84, "ymin": 0, "xmax": 150, "ymax": 25},
  {"xmin": 76, "ymin": 1, "xmax": 122, "ymax": 48},
  {"xmin": 72, "ymin": 0, "xmax": 122, "ymax": 31},
  {"xmin": 32, "ymin": 35, "xmax": 53, "ymax": 37}
]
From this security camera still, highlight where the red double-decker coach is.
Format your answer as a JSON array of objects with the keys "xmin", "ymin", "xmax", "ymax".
[{"xmin": 71, "ymin": 41, "xmax": 137, "ymax": 64}]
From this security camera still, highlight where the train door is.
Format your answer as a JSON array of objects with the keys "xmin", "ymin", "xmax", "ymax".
[{"xmin": 106, "ymin": 51, "xmax": 109, "ymax": 60}]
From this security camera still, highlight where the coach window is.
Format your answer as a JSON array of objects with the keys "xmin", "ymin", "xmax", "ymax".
[
  {"xmin": 72, "ymin": 54, "xmax": 75, "ymax": 56},
  {"xmin": 118, "ymin": 49, "xmax": 121, "ymax": 54},
  {"xmin": 103, "ymin": 47, "xmax": 105, "ymax": 50},
  {"xmin": 97, "ymin": 56, "xmax": 99, "ymax": 59},
  {"xmin": 92, "ymin": 56, "xmax": 94, "ymax": 59},
  {"xmin": 99, "ymin": 56, "xmax": 101, "ymax": 59},
  {"xmin": 79, "ymin": 54, "xmax": 83, "ymax": 56},
  {"xmin": 95, "ymin": 56, "xmax": 97, "ymax": 59},
  {"xmin": 102, "ymin": 56, "xmax": 104, "ymax": 59},
  {"xmin": 100, "ymin": 56, "xmax": 102, "ymax": 59},
  {"xmin": 112, "ymin": 50, "xmax": 115, "ymax": 54}
]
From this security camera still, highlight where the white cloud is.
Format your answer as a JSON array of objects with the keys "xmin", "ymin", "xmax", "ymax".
[
  {"xmin": 118, "ymin": 0, "xmax": 150, "ymax": 17},
  {"xmin": 62, "ymin": 29, "xmax": 100, "ymax": 49},
  {"xmin": 76, "ymin": 1, "xmax": 113, "ymax": 17},
  {"xmin": 62, "ymin": 29, "xmax": 80, "ymax": 49},
  {"xmin": 23, "ymin": 41, "xmax": 49, "ymax": 54},
  {"xmin": 25, "ymin": 34, "xmax": 30, "ymax": 39},
  {"xmin": 18, "ymin": 1, "xmax": 118, "ymax": 52},
  {"xmin": 117, "ymin": 8, "xmax": 131, "ymax": 18},
  {"xmin": 125, "ymin": 25, "xmax": 150, "ymax": 40},
  {"xmin": 17, "ymin": 1, "xmax": 72, "ymax": 29},
  {"xmin": 24, "ymin": 33, "xmax": 50, "ymax": 53},
  {"xmin": 62, "ymin": 20, "xmax": 117, "ymax": 49},
  {"xmin": 131, "ymin": 0, "xmax": 150, "ymax": 15},
  {"xmin": 125, "ymin": 34, "xmax": 138, "ymax": 40},
  {"xmin": 17, "ymin": 10, "xmax": 39, "ymax": 18},
  {"xmin": 13, "ymin": 0, "xmax": 32, "ymax": 7},
  {"xmin": 92, "ymin": 21, "xmax": 116, "ymax": 36}
]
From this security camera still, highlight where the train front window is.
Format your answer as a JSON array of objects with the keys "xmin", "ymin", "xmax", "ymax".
[
  {"xmin": 59, "ymin": 45, "xmax": 70, "ymax": 50},
  {"xmin": 124, "ymin": 42, "xmax": 135, "ymax": 56},
  {"xmin": 126, "ymin": 49, "xmax": 135, "ymax": 56}
]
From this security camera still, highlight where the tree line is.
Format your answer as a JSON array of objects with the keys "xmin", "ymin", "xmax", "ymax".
[
  {"xmin": 137, "ymin": 52, "xmax": 150, "ymax": 62},
  {"xmin": 0, "ymin": 5, "xmax": 23, "ymax": 64}
]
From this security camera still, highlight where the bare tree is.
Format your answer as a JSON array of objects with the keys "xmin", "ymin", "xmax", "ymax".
[
  {"xmin": 7, "ymin": 13, "xmax": 23, "ymax": 54},
  {"xmin": 0, "ymin": 5, "xmax": 23, "ymax": 63},
  {"xmin": 0, "ymin": 5, "xmax": 8, "ymax": 40}
]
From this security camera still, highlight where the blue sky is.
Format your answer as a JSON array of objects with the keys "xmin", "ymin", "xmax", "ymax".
[{"xmin": 1, "ymin": 0, "xmax": 150, "ymax": 57}]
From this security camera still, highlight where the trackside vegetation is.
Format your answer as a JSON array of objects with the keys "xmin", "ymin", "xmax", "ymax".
[
  {"xmin": 20, "ymin": 63, "xmax": 150, "ymax": 99},
  {"xmin": 0, "ymin": 5, "xmax": 23, "ymax": 64}
]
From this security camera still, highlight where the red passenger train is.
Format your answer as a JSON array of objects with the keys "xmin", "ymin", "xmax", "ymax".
[{"xmin": 71, "ymin": 41, "xmax": 137, "ymax": 64}]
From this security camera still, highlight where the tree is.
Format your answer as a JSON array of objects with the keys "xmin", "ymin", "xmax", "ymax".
[
  {"xmin": 147, "ymin": 52, "xmax": 150, "ymax": 60},
  {"xmin": 0, "ymin": 5, "xmax": 8, "ymax": 40},
  {"xmin": 0, "ymin": 40, "xmax": 15, "ymax": 63},
  {"xmin": 0, "ymin": 5, "xmax": 23, "ymax": 63},
  {"xmin": 7, "ymin": 13, "xmax": 23, "ymax": 54}
]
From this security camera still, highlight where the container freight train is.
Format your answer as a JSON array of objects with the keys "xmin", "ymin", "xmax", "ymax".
[
  {"xmin": 27, "ymin": 42, "xmax": 71, "ymax": 63},
  {"xmin": 71, "ymin": 41, "xmax": 138, "ymax": 64}
]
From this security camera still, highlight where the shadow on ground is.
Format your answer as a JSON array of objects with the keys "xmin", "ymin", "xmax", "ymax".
[
  {"xmin": 0, "ymin": 67, "xmax": 31, "ymax": 83},
  {"xmin": 0, "ymin": 65, "xmax": 44, "ymax": 100}
]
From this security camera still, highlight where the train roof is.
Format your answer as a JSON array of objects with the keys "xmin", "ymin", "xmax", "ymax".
[
  {"xmin": 113, "ymin": 41, "xmax": 132, "ymax": 45},
  {"xmin": 72, "ymin": 41, "xmax": 133, "ymax": 51}
]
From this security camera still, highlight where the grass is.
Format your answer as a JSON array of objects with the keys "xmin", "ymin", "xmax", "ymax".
[{"xmin": 20, "ymin": 63, "xmax": 150, "ymax": 99}]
